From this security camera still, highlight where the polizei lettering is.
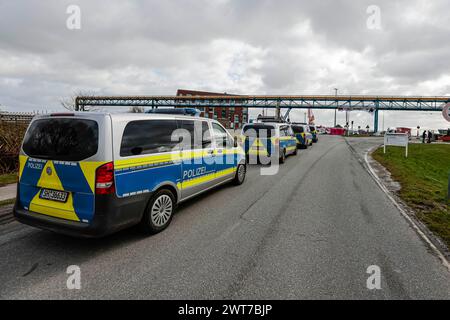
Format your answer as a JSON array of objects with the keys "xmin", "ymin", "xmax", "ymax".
[{"xmin": 183, "ymin": 167, "xmax": 207, "ymax": 180}]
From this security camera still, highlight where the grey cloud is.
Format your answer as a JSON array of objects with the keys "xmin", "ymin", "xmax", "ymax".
[{"xmin": 0, "ymin": 0, "xmax": 449, "ymax": 130}]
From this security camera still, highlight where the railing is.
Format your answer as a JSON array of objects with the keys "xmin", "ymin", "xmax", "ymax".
[{"xmin": 0, "ymin": 112, "xmax": 35, "ymax": 124}]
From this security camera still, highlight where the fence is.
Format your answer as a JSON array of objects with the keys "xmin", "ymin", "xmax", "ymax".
[
  {"xmin": 0, "ymin": 112, "xmax": 35, "ymax": 124},
  {"xmin": 0, "ymin": 113, "xmax": 32, "ymax": 174}
]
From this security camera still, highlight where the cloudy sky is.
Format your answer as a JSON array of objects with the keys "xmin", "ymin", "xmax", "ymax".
[{"xmin": 1, "ymin": 0, "xmax": 449, "ymax": 130}]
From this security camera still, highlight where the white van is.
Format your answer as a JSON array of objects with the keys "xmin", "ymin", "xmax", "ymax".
[{"xmin": 14, "ymin": 112, "xmax": 247, "ymax": 237}]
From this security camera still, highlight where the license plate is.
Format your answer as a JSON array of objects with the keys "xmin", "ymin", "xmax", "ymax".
[{"xmin": 39, "ymin": 189, "xmax": 69, "ymax": 203}]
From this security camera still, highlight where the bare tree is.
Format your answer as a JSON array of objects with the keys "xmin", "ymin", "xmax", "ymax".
[
  {"xmin": 60, "ymin": 90, "xmax": 98, "ymax": 111},
  {"xmin": 128, "ymin": 106, "xmax": 145, "ymax": 113}
]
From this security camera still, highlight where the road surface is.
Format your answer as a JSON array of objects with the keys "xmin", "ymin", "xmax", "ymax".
[{"xmin": 0, "ymin": 136, "xmax": 448, "ymax": 299}]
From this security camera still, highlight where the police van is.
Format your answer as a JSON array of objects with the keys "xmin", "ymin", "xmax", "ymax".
[
  {"xmin": 241, "ymin": 122, "xmax": 297, "ymax": 163},
  {"xmin": 292, "ymin": 124, "xmax": 313, "ymax": 149},
  {"xmin": 14, "ymin": 112, "xmax": 247, "ymax": 237}
]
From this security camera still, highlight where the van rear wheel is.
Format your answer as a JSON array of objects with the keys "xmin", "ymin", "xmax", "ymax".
[
  {"xmin": 279, "ymin": 149, "xmax": 286, "ymax": 164},
  {"xmin": 141, "ymin": 189, "xmax": 175, "ymax": 234}
]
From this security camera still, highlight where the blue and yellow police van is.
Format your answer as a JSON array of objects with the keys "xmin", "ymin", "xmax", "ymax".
[
  {"xmin": 309, "ymin": 125, "xmax": 319, "ymax": 143},
  {"xmin": 240, "ymin": 122, "xmax": 298, "ymax": 164},
  {"xmin": 292, "ymin": 124, "xmax": 313, "ymax": 149},
  {"xmin": 14, "ymin": 112, "xmax": 247, "ymax": 237}
]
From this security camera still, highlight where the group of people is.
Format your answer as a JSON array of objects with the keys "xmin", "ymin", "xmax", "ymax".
[{"xmin": 422, "ymin": 130, "xmax": 434, "ymax": 144}]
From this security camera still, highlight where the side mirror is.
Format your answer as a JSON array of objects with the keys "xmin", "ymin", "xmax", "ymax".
[{"xmin": 202, "ymin": 139, "xmax": 212, "ymax": 147}]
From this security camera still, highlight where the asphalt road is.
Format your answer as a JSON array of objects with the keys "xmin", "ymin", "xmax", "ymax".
[{"xmin": 0, "ymin": 135, "xmax": 448, "ymax": 299}]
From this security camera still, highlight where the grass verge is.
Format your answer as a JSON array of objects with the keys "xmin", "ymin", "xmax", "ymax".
[
  {"xmin": 372, "ymin": 144, "xmax": 450, "ymax": 248},
  {"xmin": 0, "ymin": 173, "xmax": 17, "ymax": 187}
]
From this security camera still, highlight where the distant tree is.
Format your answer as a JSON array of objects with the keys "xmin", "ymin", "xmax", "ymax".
[{"xmin": 60, "ymin": 90, "xmax": 98, "ymax": 111}]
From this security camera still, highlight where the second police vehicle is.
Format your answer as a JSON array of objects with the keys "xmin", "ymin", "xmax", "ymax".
[{"xmin": 241, "ymin": 121, "xmax": 298, "ymax": 163}]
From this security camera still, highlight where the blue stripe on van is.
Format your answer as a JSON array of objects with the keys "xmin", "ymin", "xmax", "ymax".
[
  {"xmin": 115, "ymin": 163, "xmax": 182, "ymax": 197},
  {"xmin": 54, "ymin": 163, "xmax": 94, "ymax": 221}
]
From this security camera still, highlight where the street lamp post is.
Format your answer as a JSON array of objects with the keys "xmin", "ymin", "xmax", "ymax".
[{"xmin": 334, "ymin": 88, "xmax": 338, "ymax": 127}]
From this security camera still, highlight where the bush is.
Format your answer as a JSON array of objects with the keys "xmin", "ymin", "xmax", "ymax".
[{"xmin": 0, "ymin": 122, "xmax": 28, "ymax": 174}]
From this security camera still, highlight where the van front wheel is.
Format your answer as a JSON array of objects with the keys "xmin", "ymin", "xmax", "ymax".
[
  {"xmin": 233, "ymin": 164, "xmax": 246, "ymax": 185},
  {"xmin": 141, "ymin": 189, "xmax": 175, "ymax": 234}
]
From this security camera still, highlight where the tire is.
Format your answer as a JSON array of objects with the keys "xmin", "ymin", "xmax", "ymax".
[
  {"xmin": 279, "ymin": 149, "xmax": 286, "ymax": 164},
  {"xmin": 233, "ymin": 164, "xmax": 246, "ymax": 185},
  {"xmin": 141, "ymin": 189, "xmax": 175, "ymax": 234}
]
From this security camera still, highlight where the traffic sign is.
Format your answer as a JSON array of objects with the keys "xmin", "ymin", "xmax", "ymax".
[
  {"xmin": 443, "ymin": 103, "xmax": 450, "ymax": 122},
  {"xmin": 384, "ymin": 133, "xmax": 409, "ymax": 158}
]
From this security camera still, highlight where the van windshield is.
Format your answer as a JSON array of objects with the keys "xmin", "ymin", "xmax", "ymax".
[
  {"xmin": 243, "ymin": 125, "xmax": 275, "ymax": 138},
  {"xmin": 292, "ymin": 126, "xmax": 304, "ymax": 134},
  {"xmin": 22, "ymin": 118, "xmax": 99, "ymax": 161}
]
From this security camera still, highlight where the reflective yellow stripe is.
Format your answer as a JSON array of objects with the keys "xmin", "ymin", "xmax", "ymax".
[
  {"xmin": 19, "ymin": 155, "xmax": 28, "ymax": 180},
  {"xmin": 30, "ymin": 192, "xmax": 80, "ymax": 222},
  {"xmin": 116, "ymin": 149, "xmax": 243, "ymax": 170},
  {"xmin": 181, "ymin": 167, "xmax": 237, "ymax": 190},
  {"xmin": 79, "ymin": 161, "xmax": 106, "ymax": 193},
  {"xmin": 286, "ymin": 146, "xmax": 297, "ymax": 152},
  {"xmin": 116, "ymin": 150, "xmax": 210, "ymax": 170},
  {"xmin": 29, "ymin": 160, "xmax": 80, "ymax": 222}
]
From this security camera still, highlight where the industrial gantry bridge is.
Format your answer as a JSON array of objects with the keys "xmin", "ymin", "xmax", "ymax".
[{"xmin": 75, "ymin": 95, "xmax": 450, "ymax": 132}]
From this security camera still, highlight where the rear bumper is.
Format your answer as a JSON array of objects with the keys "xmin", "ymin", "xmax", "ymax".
[
  {"xmin": 14, "ymin": 192, "xmax": 151, "ymax": 238},
  {"xmin": 14, "ymin": 206, "xmax": 112, "ymax": 238}
]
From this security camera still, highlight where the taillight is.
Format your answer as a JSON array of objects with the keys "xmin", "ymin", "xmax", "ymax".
[
  {"xmin": 274, "ymin": 138, "xmax": 280, "ymax": 145},
  {"xmin": 95, "ymin": 162, "xmax": 115, "ymax": 195}
]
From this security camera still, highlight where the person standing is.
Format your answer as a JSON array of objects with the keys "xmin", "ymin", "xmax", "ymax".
[
  {"xmin": 427, "ymin": 130, "xmax": 433, "ymax": 144},
  {"xmin": 422, "ymin": 130, "xmax": 427, "ymax": 143}
]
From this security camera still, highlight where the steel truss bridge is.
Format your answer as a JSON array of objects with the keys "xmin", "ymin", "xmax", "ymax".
[{"xmin": 75, "ymin": 95, "xmax": 450, "ymax": 132}]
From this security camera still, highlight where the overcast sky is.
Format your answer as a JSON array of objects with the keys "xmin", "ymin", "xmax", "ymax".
[{"xmin": 0, "ymin": 0, "xmax": 449, "ymax": 130}]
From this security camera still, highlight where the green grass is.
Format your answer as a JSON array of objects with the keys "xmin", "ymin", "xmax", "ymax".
[
  {"xmin": 0, "ymin": 173, "xmax": 17, "ymax": 187},
  {"xmin": 373, "ymin": 144, "xmax": 450, "ymax": 247},
  {"xmin": 0, "ymin": 198, "xmax": 15, "ymax": 207}
]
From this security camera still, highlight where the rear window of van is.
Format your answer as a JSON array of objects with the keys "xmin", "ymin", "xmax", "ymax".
[
  {"xmin": 292, "ymin": 126, "xmax": 304, "ymax": 134},
  {"xmin": 243, "ymin": 125, "xmax": 275, "ymax": 138},
  {"xmin": 22, "ymin": 118, "xmax": 99, "ymax": 161}
]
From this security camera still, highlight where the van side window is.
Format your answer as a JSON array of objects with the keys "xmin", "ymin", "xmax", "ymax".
[
  {"xmin": 120, "ymin": 120, "xmax": 179, "ymax": 157},
  {"xmin": 202, "ymin": 122, "xmax": 212, "ymax": 149},
  {"xmin": 280, "ymin": 127, "xmax": 287, "ymax": 137},
  {"xmin": 292, "ymin": 126, "xmax": 304, "ymax": 134},
  {"xmin": 212, "ymin": 123, "xmax": 232, "ymax": 149},
  {"xmin": 178, "ymin": 120, "xmax": 212, "ymax": 150},
  {"xmin": 287, "ymin": 127, "xmax": 294, "ymax": 136}
]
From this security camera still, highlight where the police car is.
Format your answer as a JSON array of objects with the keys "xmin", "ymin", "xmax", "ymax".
[
  {"xmin": 291, "ymin": 124, "xmax": 313, "ymax": 149},
  {"xmin": 241, "ymin": 122, "xmax": 298, "ymax": 164},
  {"xmin": 14, "ymin": 112, "xmax": 247, "ymax": 237}
]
